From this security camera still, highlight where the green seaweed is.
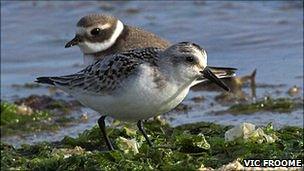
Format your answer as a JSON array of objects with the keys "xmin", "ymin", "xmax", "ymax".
[
  {"xmin": 227, "ymin": 97, "xmax": 303, "ymax": 114},
  {"xmin": 1, "ymin": 102, "xmax": 50, "ymax": 126},
  {"xmin": 14, "ymin": 95, "xmax": 81, "ymax": 114},
  {"xmin": 1, "ymin": 121, "xmax": 303, "ymax": 170},
  {"xmin": 1, "ymin": 102, "xmax": 74, "ymax": 136}
]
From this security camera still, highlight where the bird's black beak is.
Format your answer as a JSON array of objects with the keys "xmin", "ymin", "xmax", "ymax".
[
  {"xmin": 65, "ymin": 35, "xmax": 81, "ymax": 48},
  {"xmin": 200, "ymin": 66, "xmax": 230, "ymax": 91}
]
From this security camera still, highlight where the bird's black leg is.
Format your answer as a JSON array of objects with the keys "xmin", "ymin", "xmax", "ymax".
[
  {"xmin": 98, "ymin": 116, "xmax": 114, "ymax": 151},
  {"xmin": 137, "ymin": 120, "xmax": 153, "ymax": 147}
]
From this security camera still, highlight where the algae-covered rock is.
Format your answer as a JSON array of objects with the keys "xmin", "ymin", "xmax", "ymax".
[
  {"xmin": 1, "ymin": 102, "xmax": 50, "ymax": 126},
  {"xmin": 226, "ymin": 97, "xmax": 302, "ymax": 114},
  {"xmin": 174, "ymin": 132, "xmax": 210, "ymax": 152},
  {"xmin": 51, "ymin": 146, "xmax": 85, "ymax": 159},
  {"xmin": 1, "ymin": 121, "xmax": 303, "ymax": 170},
  {"xmin": 0, "ymin": 101, "xmax": 76, "ymax": 136},
  {"xmin": 14, "ymin": 95, "xmax": 81, "ymax": 113},
  {"xmin": 1, "ymin": 95, "xmax": 84, "ymax": 137},
  {"xmin": 11, "ymin": 82, "xmax": 42, "ymax": 89}
]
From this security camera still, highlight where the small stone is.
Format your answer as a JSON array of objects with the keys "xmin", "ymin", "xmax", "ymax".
[
  {"xmin": 16, "ymin": 104, "xmax": 33, "ymax": 116},
  {"xmin": 287, "ymin": 85, "xmax": 301, "ymax": 96},
  {"xmin": 191, "ymin": 96, "xmax": 205, "ymax": 103},
  {"xmin": 174, "ymin": 103, "xmax": 191, "ymax": 112},
  {"xmin": 116, "ymin": 137, "xmax": 140, "ymax": 154},
  {"xmin": 225, "ymin": 122, "xmax": 256, "ymax": 142},
  {"xmin": 155, "ymin": 115, "xmax": 167, "ymax": 126},
  {"xmin": 225, "ymin": 122, "xmax": 278, "ymax": 143},
  {"xmin": 80, "ymin": 113, "xmax": 88, "ymax": 122}
]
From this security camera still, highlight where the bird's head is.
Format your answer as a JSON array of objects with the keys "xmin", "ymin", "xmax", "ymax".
[
  {"xmin": 65, "ymin": 14, "xmax": 124, "ymax": 54},
  {"xmin": 162, "ymin": 42, "xmax": 229, "ymax": 91}
]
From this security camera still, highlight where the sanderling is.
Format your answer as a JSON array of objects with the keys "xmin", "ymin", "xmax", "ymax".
[{"xmin": 36, "ymin": 42, "xmax": 233, "ymax": 150}]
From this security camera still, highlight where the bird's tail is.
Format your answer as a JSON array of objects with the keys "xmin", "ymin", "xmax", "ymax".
[
  {"xmin": 35, "ymin": 73, "xmax": 81, "ymax": 87},
  {"xmin": 35, "ymin": 77, "xmax": 55, "ymax": 85},
  {"xmin": 35, "ymin": 76, "xmax": 71, "ymax": 86}
]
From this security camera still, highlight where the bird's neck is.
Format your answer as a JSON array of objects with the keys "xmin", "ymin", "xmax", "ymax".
[
  {"xmin": 83, "ymin": 54, "xmax": 96, "ymax": 65},
  {"xmin": 158, "ymin": 60, "xmax": 198, "ymax": 89}
]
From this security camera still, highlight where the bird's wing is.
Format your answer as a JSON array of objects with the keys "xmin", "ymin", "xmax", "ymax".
[{"xmin": 36, "ymin": 47, "xmax": 161, "ymax": 94}]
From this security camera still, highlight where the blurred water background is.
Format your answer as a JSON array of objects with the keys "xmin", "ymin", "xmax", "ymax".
[{"xmin": 1, "ymin": 1, "xmax": 303, "ymax": 146}]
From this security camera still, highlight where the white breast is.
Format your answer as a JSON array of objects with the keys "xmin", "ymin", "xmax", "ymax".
[{"xmin": 71, "ymin": 64, "xmax": 192, "ymax": 121}]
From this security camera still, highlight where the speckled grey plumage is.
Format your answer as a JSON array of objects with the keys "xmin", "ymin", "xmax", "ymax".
[{"xmin": 38, "ymin": 47, "xmax": 162, "ymax": 94}]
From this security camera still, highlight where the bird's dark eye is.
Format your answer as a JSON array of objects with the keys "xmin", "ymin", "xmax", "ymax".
[
  {"xmin": 90, "ymin": 28, "xmax": 101, "ymax": 36},
  {"xmin": 186, "ymin": 56, "xmax": 194, "ymax": 63}
]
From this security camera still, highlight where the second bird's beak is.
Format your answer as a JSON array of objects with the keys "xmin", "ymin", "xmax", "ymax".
[
  {"xmin": 65, "ymin": 35, "xmax": 81, "ymax": 48},
  {"xmin": 200, "ymin": 66, "xmax": 230, "ymax": 91}
]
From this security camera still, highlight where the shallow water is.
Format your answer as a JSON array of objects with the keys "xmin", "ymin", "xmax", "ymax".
[{"xmin": 1, "ymin": 1, "xmax": 303, "ymax": 145}]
